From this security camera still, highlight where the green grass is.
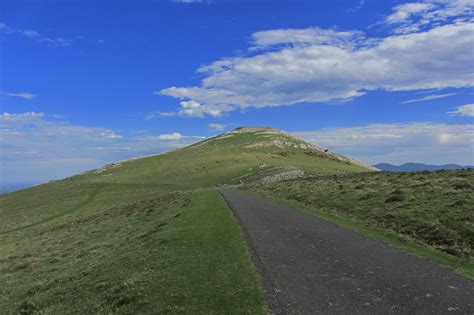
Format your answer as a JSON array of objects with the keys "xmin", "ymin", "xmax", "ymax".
[
  {"xmin": 3, "ymin": 128, "xmax": 367, "ymax": 313},
  {"xmin": 6, "ymin": 127, "xmax": 467, "ymax": 312},
  {"xmin": 246, "ymin": 169, "xmax": 474, "ymax": 278},
  {"xmin": 0, "ymin": 189, "xmax": 265, "ymax": 313},
  {"xmin": 69, "ymin": 128, "xmax": 368, "ymax": 188}
]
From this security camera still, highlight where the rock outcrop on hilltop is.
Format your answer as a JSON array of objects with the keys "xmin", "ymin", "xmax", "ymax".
[{"xmin": 225, "ymin": 126, "xmax": 379, "ymax": 172}]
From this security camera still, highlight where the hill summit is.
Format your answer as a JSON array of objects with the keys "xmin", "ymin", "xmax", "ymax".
[
  {"xmin": 74, "ymin": 126, "xmax": 377, "ymax": 189},
  {"xmin": 194, "ymin": 126, "xmax": 378, "ymax": 172}
]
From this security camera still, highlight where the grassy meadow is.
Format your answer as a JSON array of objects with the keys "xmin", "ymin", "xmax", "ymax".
[
  {"xmin": 247, "ymin": 169, "xmax": 474, "ymax": 277},
  {"xmin": 2, "ymin": 127, "xmax": 471, "ymax": 312},
  {"xmin": 0, "ymin": 188, "xmax": 266, "ymax": 313},
  {"xmin": 1, "ymin": 128, "xmax": 369, "ymax": 313}
]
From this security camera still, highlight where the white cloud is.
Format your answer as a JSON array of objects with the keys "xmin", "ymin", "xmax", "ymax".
[
  {"xmin": 401, "ymin": 92, "xmax": 457, "ymax": 104},
  {"xmin": 37, "ymin": 37, "xmax": 72, "ymax": 47},
  {"xmin": 21, "ymin": 29, "xmax": 40, "ymax": 38},
  {"xmin": 382, "ymin": 0, "xmax": 474, "ymax": 34},
  {"xmin": 170, "ymin": 0, "xmax": 211, "ymax": 3},
  {"xmin": 1, "ymin": 112, "xmax": 124, "ymax": 184},
  {"xmin": 0, "ymin": 21, "xmax": 100, "ymax": 47},
  {"xmin": 294, "ymin": 123, "xmax": 474, "ymax": 165},
  {"xmin": 0, "ymin": 112, "xmax": 124, "ymax": 146},
  {"xmin": 448, "ymin": 104, "xmax": 474, "ymax": 117},
  {"xmin": 1, "ymin": 112, "xmax": 44, "ymax": 123},
  {"xmin": 1, "ymin": 91, "xmax": 37, "ymax": 100},
  {"xmin": 348, "ymin": 0, "xmax": 366, "ymax": 13},
  {"xmin": 156, "ymin": 93, "xmax": 228, "ymax": 117},
  {"xmin": 0, "ymin": 22, "xmax": 73, "ymax": 47},
  {"xmin": 0, "ymin": 113, "xmax": 204, "ymax": 185},
  {"xmin": 250, "ymin": 27, "xmax": 367, "ymax": 50},
  {"xmin": 99, "ymin": 130, "xmax": 122, "ymax": 139},
  {"xmin": 158, "ymin": 19, "xmax": 474, "ymax": 117},
  {"xmin": 157, "ymin": 132, "xmax": 183, "ymax": 140},
  {"xmin": 385, "ymin": 3, "xmax": 435, "ymax": 25},
  {"xmin": 180, "ymin": 100, "xmax": 201, "ymax": 109},
  {"xmin": 145, "ymin": 112, "xmax": 161, "ymax": 120},
  {"xmin": 209, "ymin": 123, "xmax": 225, "ymax": 131}
]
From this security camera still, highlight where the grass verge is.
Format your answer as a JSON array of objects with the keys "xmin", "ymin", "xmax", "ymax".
[{"xmin": 0, "ymin": 189, "xmax": 266, "ymax": 313}]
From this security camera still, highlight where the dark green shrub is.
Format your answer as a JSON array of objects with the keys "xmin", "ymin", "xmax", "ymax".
[
  {"xmin": 358, "ymin": 192, "xmax": 376, "ymax": 201},
  {"xmin": 385, "ymin": 191, "xmax": 405, "ymax": 203},
  {"xmin": 452, "ymin": 179, "xmax": 472, "ymax": 190}
]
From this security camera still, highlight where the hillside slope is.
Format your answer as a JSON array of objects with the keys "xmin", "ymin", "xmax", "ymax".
[
  {"xmin": 0, "ymin": 127, "xmax": 373, "ymax": 313},
  {"xmin": 1, "ymin": 127, "xmax": 373, "ymax": 232},
  {"xmin": 73, "ymin": 126, "xmax": 375, "ymax": 187}
]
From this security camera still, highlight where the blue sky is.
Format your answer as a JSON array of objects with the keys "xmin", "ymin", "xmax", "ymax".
[{"xmin": 1, "ymin": 0, "xmax": 473, "ymax": 188}]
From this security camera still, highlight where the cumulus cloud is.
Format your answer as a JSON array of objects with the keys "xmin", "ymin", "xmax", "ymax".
[
  {"xmin": 401, "ymin": 93, "xmax": 457, "ymax": 104},
  {"xmin": 157, "ymin": 132, "xmax": 183, "ymax": 140},
  {"xmin": 294, "ymin": 123, "xmax": 474, "ymax": 165},
  {"xmin": 0, "ymin": 91, "xmax": 37, "ymax": 100},
  {"xmin": 156, "ymin": 92, "xmax": 229, "ymax": 117},
  {"xmin": 158, "ymin": 13, "xmax": 474, "ymax": 117},
  {"xmin": 209, "ymin": 123, "xmax": 225, "ymax": 131},
  {"xmin": 448, "ymin": 104, "xmax": 474, "ymax": 117}
]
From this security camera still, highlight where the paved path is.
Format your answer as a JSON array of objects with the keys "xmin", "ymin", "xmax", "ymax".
[{"xmin": 218, "ymin": 189, "xmax": 473, "ymax": 314}]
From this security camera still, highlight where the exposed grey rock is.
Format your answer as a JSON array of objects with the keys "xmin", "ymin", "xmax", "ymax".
[{"xmin": 259, "ymin": 166, "xmax": 305, "ymax": 185}]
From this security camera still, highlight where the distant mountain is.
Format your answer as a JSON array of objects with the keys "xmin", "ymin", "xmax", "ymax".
[{"xmin": 373, "ymin": 163, "xmax": 474, "ymax": 172}]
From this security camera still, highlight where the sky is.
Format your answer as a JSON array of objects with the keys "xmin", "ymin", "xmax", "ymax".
[{"xmin": 1, "ymin": 0, "xmax": 473, "ymax": 188}]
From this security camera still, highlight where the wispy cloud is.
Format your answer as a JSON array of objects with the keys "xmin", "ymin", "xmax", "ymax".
[
  {"xmin": 0, "ymin": 22, "xmax": 40, "ymax": 38},
  {"xmin": 347, "ymin": 0, "xmax": 366, "ymax": 13},
  {"xmin": 170, "ymin": 0, "xmax": 212, "ymax": 3},
  {"xmin": 209, "ymin": 123, "xmax": 225, "ymax": 131},
  {"xmin": 249, "ymin": 27, "xmax": 367, "ymax": 51},
  {"xmin": 448, "ymin": 104, "xmax": 474, "ymax": 117},
  {"xmin": 401, "ymin": 93, "xmax": 457, "ymax": 104},
  {"xmin": 0, "ymin": 22, "xmax": 103, "ymax": 47},
  {"xmin": 145, "ymin": 112, "xmax": 161, "ymax": 120},
  {"xmin": 294, "ymin": 123, "xmax": 474, "ymax": 165},
  {"xmin": 158, "ymin": 17, "xmax": 474, "ymax": 117},
  {"xmin": 0, "ymin": 91, "xmax": 37, "ymax": 100},
  {"xmin": 0, "ymin": 112, "xmax": 44, "ymax": 123},
  {"xmin": 0, "ymin": 22, "xmax": 73, "ymax": 47},
  {"xmin": 0, "ymin": 112, "xmax": 204, "ymax": 184},
  {"xmin": 380, "ymin": 0, "xmax": 473, "ymax": 34}
]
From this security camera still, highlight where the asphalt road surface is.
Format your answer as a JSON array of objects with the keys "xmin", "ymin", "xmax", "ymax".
[{"xmin": 218, "ymin": 189, "xmax": 474, "ymax": 314}]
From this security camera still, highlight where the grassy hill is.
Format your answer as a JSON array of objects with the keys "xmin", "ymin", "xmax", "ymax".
[{"xmin": 0, "ymin": 127, "xmax": 372, "ymax": 313}]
